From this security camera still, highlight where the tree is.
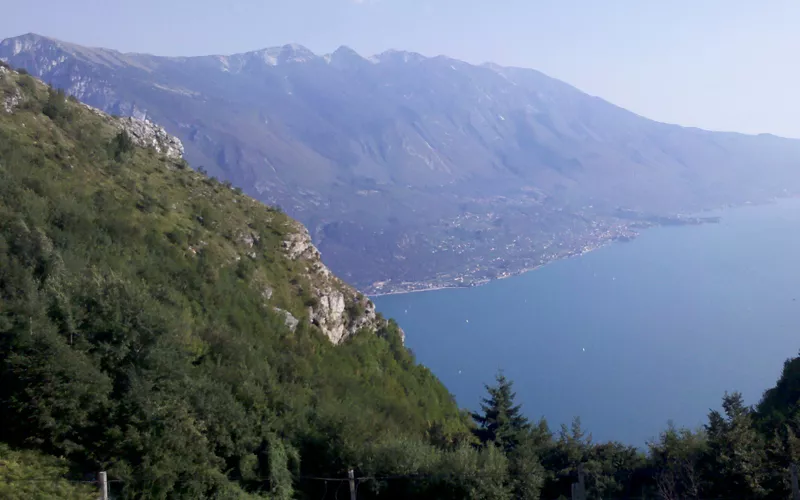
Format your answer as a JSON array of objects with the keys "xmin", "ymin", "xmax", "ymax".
[
  {"xmin": 42, "ymin": 87, "xmax": 70, "ymax": 123},
  {"xmin": 472, "ymin": 372, "xmax": 530, "ymax": 454},
  {"xmin": 704, "ymin": 392, "xmax": 768, "ymax": 498},
  {"xmin": 109, "ymin": 130, "xmax": 134, "ymax": 160},
  {"xmin": 508, "ymin": 428, "xmax": 547, "ymax": 500},
  {"xmin": 648, "ymin": 423, "xmax": 706, "ymax": 500},
  {"xmin": 756, "ymin": 353, "xmax": 800, "ymax": 496}
]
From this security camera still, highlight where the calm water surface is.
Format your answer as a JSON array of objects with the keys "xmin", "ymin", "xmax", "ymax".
[{"xmin": 374, "ymin": 199, "xmax": 800, "ymax": 445}]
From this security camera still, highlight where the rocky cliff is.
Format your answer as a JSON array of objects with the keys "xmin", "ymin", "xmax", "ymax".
[{"xmin": 281, "ymin": 226, "xmax": 390, "ymax": 344}]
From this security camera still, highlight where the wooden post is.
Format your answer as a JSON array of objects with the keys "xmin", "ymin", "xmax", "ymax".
[
  {"xmin": 98, "ymin": 471, "xmax": 108, "ymax": 500},
  {"xmin": 571, "ymin": 464, "xmax": 586, "ymax": 500},
  {"xmin": 791, "ymin": 463, "xmax": 799, "ymax": 500},
  {"xmin": 348, "ymin": 469, "xmax": 356, "ymax": 500}
]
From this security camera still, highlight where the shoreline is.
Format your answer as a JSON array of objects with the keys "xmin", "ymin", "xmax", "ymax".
[
  {"xmin": 368, "ymin": 241, "xmax": 612, "ymax": 298},
  {"xmin": 367, "ymin": 209, "xmax": 735, "ymax": 298}
]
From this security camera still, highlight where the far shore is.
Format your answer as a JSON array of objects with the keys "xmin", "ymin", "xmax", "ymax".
[
  {"xmin": 366, "ymin": 205, "xmax": 748, "ymax": 298},
  {"xmin": 367, "ymin": 245, "xmax": 603, "ymax": 298}
]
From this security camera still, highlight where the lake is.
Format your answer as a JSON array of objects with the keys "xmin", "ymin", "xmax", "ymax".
[{"xmin": 373, "ymin": 199, "xmax": 800, "ymax": 445}]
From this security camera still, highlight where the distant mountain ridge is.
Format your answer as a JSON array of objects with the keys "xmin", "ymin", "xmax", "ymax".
[{"xmin": 4, "ymin": 33, "xmax": 800, "ymax": 292}]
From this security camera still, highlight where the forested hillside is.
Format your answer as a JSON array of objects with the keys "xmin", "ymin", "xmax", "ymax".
[{"xmin": 1, "ymin": 64, "xmax": 799, "ymax": 500}]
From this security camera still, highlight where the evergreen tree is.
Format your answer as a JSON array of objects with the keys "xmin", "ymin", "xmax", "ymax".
[{"xmin": 472, "ymin": 372, "xmax": 531, "ymax": 454}]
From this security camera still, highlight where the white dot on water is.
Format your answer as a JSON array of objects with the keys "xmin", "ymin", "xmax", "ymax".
[{"xmin": 582, "ymin": 348, "xmax": 586, "ymax": 352}]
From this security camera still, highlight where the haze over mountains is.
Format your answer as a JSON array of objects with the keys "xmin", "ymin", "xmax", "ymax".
[{"xmin": 4, "ymin": 33, "xmax": 800, "ymax": 293}]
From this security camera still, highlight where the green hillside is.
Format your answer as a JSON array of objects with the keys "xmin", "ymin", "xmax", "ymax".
[{"xmin": 0, "ymin": 63, "xmax": 478, "ymax": 498}]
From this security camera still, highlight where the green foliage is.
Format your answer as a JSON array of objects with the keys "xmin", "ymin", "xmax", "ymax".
[
  {"xmin": 472, "ymin": 372, "xmax": 531, "ymax": 454},
  {"xmin": 109, "ymin": 130, "xmax": 134, "ymax": 160},
  {"xmin": 705, "ymin": 392, "xmax": 768, "ymax": 498},
  {"xmin": 648, "ymin": 424, "xmax": 707, "ymax": 500},
  {"xmin": 0, "ymin": 443, "xmax": 95, "ymax": 499},
  {"xmin": 42, "ymin": 87, "xmax": 71, "ymax": 124}
]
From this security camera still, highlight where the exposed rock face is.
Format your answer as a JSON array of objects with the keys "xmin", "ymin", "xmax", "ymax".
[
  {"xmin": 116, "ymin": 116, "xmax": 184, "ymax": 159},
  {"xmin": 0, "ymin": 66, "xmax": 22, "ymax": 113},
  {"xmin": 273, "ymin": 307, "xmax": 299, "ymax": 332},
  {"xmin": 76, "ymin": 101, "xmax": 184, "ymax": 159},
  {"xmin": 282, "ymin": 224, "xmax": 387, "ymax": 344}
]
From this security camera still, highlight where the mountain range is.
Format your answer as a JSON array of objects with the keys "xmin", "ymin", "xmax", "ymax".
[{"xmin": 4, "ymin": 33, "xmax": 800, "ymax": 293}]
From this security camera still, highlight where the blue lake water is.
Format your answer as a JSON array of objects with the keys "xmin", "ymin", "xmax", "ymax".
[{"xmin": 373, "ymin": 199, "xmax": 800, "ymax": 445}]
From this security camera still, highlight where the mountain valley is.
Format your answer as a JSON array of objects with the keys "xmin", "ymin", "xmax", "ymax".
[{"xmin": 5, "ymin": 33, "xmax": 800, "ymax": 292}]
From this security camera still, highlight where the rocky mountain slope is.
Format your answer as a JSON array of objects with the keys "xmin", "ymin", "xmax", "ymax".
[{"xmin": 5, "ymin": 33, "xmax": 800, "ymax": 292}]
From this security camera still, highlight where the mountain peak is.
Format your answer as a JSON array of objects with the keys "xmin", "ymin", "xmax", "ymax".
[
  {"xmin": 279, "ymin": 43, "xmax": 316, "ymax": 63},
  {"xmin": 245, "ymin": 43, "xmax": 317, "ymax": 66},
  {"xmin": 0, "ymin": 33, "xmax": 62, "ymax": 57},
  {"xmin": 370, "ymin": 49, "xmax": 427, "ymax": 65},
  {"xmin": 325, "ymin": 45, "xmax": 369, "ymax": 66}
]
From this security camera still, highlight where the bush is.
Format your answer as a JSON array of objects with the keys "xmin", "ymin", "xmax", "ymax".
[
  {"xmin": 109, "ymin": 130, "xmax": 135, "ymax": 160},
  {"xmin": 0, "ymin": 443, "xmax": 95, "ymax": 499},
  {"xmin": 42, "ymin": 88, "xmax": 70, "ymax": 123},
  {"xmin": 16, "ymin": 74, "xmax": 37, "ymax": 94}
]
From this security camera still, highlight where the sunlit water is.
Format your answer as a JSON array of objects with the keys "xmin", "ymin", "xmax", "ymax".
[{"xmin": 374, "ymin": 199, "xmax": 800, "ymax": 445}]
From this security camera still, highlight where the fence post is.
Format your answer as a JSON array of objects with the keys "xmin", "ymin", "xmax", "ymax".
[
  {"xmin": 791, "ymin": 463, "xmax": 799, "ymax": 500},
  {"xmin": 98, "ymin": 471, "xmax": 108, "ymax": 500},
  {"xmin": 571, "ymin": 464, "xmax": 586, "ymax": 500},
  {"xmin": 348, "ymin": 469, "xmax": 356, "ymax": 500}
]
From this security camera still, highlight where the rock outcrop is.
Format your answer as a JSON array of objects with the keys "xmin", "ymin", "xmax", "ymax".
[
  {"xmin": 116, "ymin": 116, "xmax": 184, "ymax": 159},
  {"xmin": 273, "ymin": 307, "xmax": 300, "ymax": 332},
  {"xmin": 0, "ymin": 66, "xmax": 21, "ymax": 113},
  {"xmin": 281, "ymin": 224, "xmax": 389, "ymax": 344},
  {"xmin": 75, "ymin": 101, "xmax": 184, "ymax": 159}
]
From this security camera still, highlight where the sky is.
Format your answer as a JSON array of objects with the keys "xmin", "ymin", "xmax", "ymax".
[{"xmin": 3, "ymin": 0, "xmax": 800, "ymax": 137}]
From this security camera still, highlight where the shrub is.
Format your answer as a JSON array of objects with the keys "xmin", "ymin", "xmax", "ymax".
[
  {"xmin": 109, "ymin": 130, "xmax": 135, "ymax": 160},
  {"xmin": 42, "ymin": 88, "xmax": 70, "ymax": 123}
]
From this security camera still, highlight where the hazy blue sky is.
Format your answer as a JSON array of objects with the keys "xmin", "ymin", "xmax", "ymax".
[{"xmin": 4, "ymin": 0, "xmax": 800, "ymax": 137}]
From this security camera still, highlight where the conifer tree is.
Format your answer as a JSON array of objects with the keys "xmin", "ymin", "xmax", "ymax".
[{"xmin": 472, "ymin": 372, "xmax": 531, "ymax": 453}]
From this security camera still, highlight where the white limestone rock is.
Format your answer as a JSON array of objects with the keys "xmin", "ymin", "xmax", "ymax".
[
  {"xmin": 273, "ymin": 307, "xmax": 299, "ymax": 332},
  {"xmin": 281, "ymin": 225, "xmax": 386, "ymax": 344},
  {"xmin": 1, "ymin": 66, "xmax": 22, "ymax": 113},
  {"xmin": 116, "ymin": 116, "xmax": 184, "ymax": 159}
]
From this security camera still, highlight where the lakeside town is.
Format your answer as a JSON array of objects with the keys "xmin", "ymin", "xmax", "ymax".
[{"xmin": 366, "ymin": 211, "xmax": 719, "ymax": 296}]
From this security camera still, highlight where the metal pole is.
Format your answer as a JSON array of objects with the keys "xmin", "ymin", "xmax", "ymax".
[
  {"xmin": 348, "ymin": 469, "xmax": 356, "ymax": 500},
  {"xmin": 98, "ymin": 471, "xmax": 108, "ymax": 500}
]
